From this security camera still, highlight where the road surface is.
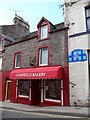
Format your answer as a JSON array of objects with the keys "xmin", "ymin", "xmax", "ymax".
[{"xmin": 1, "ymin": 108, "xmax": 89, "ymax": 120}]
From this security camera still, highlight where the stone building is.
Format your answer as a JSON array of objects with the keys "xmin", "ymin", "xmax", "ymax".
[
  {"xmin": 0, "ymin": 14, "xmax": 30, "ymax": 39},
  {"xmin": 64, "ymin": 0, "xmax": 90, "ymax": 106},
  {"xmin": 1, "ymin": 17, "xmax": 69, "ymax": 106}
]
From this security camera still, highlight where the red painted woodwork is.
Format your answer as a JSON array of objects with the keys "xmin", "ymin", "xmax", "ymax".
[
  {"xmin": 63, "ymin": 67, "xmax": 70, "ymax": 106},
  {"xmin": 40, "ymin": 100, "xmax": 61, "ymax": 106},
  {"xmin": 10, "ymin": 79, "xmax": 17, "ymax": 103},
  {"xmin": 37, "ymin": 17, "xmax": 50, "ymax": 41},
  {"xmin": 1, "ymin": 70, "xmax": 11, "ymax": 101},
  {"xmin": 2, "ymin": 64, "xmax": 70, "ymax": 107},
  {"xmin": 16, "ymin": 97, "xmax": 31, "ymax": 105},
  {"xmin": 31, "ymin": 80, "xmax": 41, "ymax": 105}
]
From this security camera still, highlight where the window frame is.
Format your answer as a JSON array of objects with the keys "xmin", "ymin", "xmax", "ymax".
[
  {"xmin": 38, "ymin": 23, "xmax": 50, "ymax": 41},
  {"xmin": 44, "ymin": 79, "xmax": 61, "ymax": 102},
  {"xmin": 40, "ymin": 24, "xmax": 48, "ymax": 39},
  {"xmin": 85, "ymin": 6, "xmax": 90, "ymax": 31},
  {"xmin": 38, "ymin": 46, "xmax": 49, "ymax": 66},
  {"xmin": 0, "ymin": 39, "xmax": 5, "ymax": 51},
  {"xmin": 18, "ymin": 80, "xmax": 30, "ymax": 98},
  {"xmin": 14, "ymin": 52, "xmax": 21, "ymax": 68}
]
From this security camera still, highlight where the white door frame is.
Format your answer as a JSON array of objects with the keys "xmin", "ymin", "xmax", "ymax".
[{"xmin": 5, "ymin": 80, "xmax": 11, "ymax": 100}]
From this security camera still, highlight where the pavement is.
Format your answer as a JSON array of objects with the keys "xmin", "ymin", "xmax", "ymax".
[{"xmin": 0, "ymin": 101, "xmax": 89, "ymax": 118}]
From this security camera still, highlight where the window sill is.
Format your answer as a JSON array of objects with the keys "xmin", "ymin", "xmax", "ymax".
[
  {"xmin": 18, "ymin": 95, "xmax": 29, "ymax": 98},
  {"xmin": 38, "ymin": 37, "xmax": 49, "ymax": 42},
  {"xmin": 14, "ymin": 67, "xmax": 21, "ymax": 69},
  {"xmin": 39, "ymin": 64, "xmax": 48, "ymax": 67},
  {"xmin": 44, "ymin": 98, "xmax": 61, "ymax": 103}
]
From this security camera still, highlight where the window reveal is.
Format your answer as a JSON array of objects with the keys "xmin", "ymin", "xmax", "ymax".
[
  {"xmin": 45, "ymin": 79, "xmax": 61, "ymax": 101},
  {"xmin": 18, "ymin": 80, "xmax": 30, "ymax": 97}
]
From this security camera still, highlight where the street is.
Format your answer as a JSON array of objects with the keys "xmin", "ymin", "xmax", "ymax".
[{"xmin": 1, "ymin": 108, "xmax": 89, "ymax": 120}]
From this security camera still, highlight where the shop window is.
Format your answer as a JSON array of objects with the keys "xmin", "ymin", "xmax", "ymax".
[
  {"xmin": 18, "ymin": 80, "xmax": 30, "ymax": 98},
  {"xmin": 14, "ymin": 53, "xmax": 21, "ymax": 68},
  {"xmin": 39, "ymin": 47, "xmax": 48, "ymax": 66},
  {"xmin": 44, "ymin": 79, "xmax": 61, "ymax": 101},
  {"xmin": 85, "ymin": 7, "xmax": 90, "ymax": 31},
  {"xmin": 40, "ymin": 25, "xmax": 48, "ymax": 39},
  {"xmin": 0, "ymin": 58, "xmax": 2, "ymax": 70}
]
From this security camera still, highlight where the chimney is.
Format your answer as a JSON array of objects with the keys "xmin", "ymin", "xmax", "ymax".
[{"xmin": 13, "ymin": 14, "xmax": 30, "ymax": 30}]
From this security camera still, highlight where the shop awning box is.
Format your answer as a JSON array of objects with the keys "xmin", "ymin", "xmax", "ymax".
[{"xmin": 9, "ymin": 66, "xmax": 62, "ymax": 79}]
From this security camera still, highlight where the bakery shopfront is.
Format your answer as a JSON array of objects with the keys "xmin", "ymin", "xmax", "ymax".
[{"xmin": 9, "ymin": 66, "xmax": 69, "ymax": 106}]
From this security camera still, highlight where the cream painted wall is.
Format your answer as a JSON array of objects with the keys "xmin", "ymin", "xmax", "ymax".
[{"xmin": 64, "ymin": 0, "xmax": 90, "ymax": 106}]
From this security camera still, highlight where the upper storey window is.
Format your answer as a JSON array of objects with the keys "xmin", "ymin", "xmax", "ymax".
[
  {"xmin": 37, "ymin": 17, "xmax": 51, "ymax": 41},
  {"xmin": 14, "ymin": 52, "xmax": 21, "ymax": 68},
  {"xmin": 86, "ymin": 7, "xmax": 90, "ymax": 31},
  {"xmin": 39, "ymin": 47, "xmax": 48, "ymax": 66},
  {"xmin": 41, "ymin": 25, "xmax": 48, "ymax": 39},
  {"xmin": 0, "ymin": 39, "xmax": 4, "ymax": 51}
]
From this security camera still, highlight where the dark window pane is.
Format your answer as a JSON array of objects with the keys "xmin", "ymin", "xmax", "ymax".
[
  {"xmin": 18, "ymin": 80, "xmax": 30, "ymax": 97},
  {"xmin": 45, "ymin": 79, "xmax": 61, "ymax": 100},
  {"xmin": 41, "ymin": 25, "xmax": 48, "ymax": 39},
  {"xmin": 15, "ymin": 53, "xmax": 21, "ymax": 67},
  {"xmin": 87, "ymin": 18, "xmax": 90, "ymax": 30},
  {"xmin": 39, "ymin": 48, "xmax": 48, "ymax": 65},
  {"xmin": 86, "ymin": 8, "xmax": 90, "ymax": 17}
]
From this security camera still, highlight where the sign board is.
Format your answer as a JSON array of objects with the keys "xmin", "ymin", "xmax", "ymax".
[{"xmin": 68, "ymin": 49, "xmax": 87, "ymax": 62}]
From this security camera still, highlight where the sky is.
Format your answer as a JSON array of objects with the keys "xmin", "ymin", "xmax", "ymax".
[{"xmin": 0, "ymin": 0, "xmax": 64, "ymax": 32}]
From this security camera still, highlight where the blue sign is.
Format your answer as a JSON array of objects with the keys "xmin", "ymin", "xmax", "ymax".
[{"xmin": 68, "ymin": 49, "xmax": 87, "ymax": 62}]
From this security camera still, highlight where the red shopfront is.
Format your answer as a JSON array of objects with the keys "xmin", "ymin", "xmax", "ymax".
[{"xmin": 9, "ymin": 66, "xmax": 70, "ymax": 106}]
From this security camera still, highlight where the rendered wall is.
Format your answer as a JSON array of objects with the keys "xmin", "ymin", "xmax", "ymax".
[{"xmin": 64, "ymin": 0, "xmax": 90, "ymax": 106}]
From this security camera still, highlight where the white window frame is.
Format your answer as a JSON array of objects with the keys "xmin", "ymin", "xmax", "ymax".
[
  {"xmin": 86, "ymin": 7, "xmax": 90, "ymax": 31},
  {"xmin": 15, "ymin": 53, "xmax": 21, "ymax": 68},
  {"xmin": 39, "ymin": 47, "xmax": 48, "ymax": 66},
  {"xmin": 41, "ymin": 25, "xmax": 48, "ymax": 39},
  {"xmin": 44, "ymin": 80, "xmax": 61, "ymax": 103},
  {"xmin": 18, "ymin": 80, "xmax": 30, "ymax": 98}
]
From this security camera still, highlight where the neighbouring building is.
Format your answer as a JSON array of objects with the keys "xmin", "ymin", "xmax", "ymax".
[
  {"xmin": 0, "ymin": 14, "xmax": 30, "ymax": 39},
  {"xmin": 1, "ymin": 17, "xmax": 69, "ymax": 106},
  {"xmin": 64, "ymin": 0, "xmax": 90, "ymax": 106},
  {"xmin": 0, "ymin": 15, "xmax": 30, "ymax": 102},
  {"xmin": 0, "ymin": 34, "xmax": 14, "ymax": 101}
]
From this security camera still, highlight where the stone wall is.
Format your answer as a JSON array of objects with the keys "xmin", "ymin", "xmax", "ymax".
[{"xmin": 3, "ymin": 26, "xmax": 68, "ymax": 71}]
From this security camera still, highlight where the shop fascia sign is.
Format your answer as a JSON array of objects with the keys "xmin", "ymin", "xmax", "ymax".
[{"xmin": 16, "ymin": 72, "xmax": 46, "ymax": 78}]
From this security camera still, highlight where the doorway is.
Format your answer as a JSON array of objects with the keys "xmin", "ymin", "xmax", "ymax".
[
  {"xmin": 6, "ymin": 81, "xmax": 11, "ymax": 100},
  {"xmin": 31, "ymin": 80, "xmax": 41, "ymax": 105}
]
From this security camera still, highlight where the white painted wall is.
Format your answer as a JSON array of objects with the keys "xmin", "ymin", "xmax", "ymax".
[{"xmin": 64, "ymin": 0, "xmax": 90, "ymax": 106}]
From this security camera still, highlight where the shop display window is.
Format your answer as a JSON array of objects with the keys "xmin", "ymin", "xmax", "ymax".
[
  {"xmin": 18, "ymin": 80, "xmax": 30, "ymax": 98},
  {"xmin": 44, "ymin": 79, "xmax": 61, "ymax": 101}
]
